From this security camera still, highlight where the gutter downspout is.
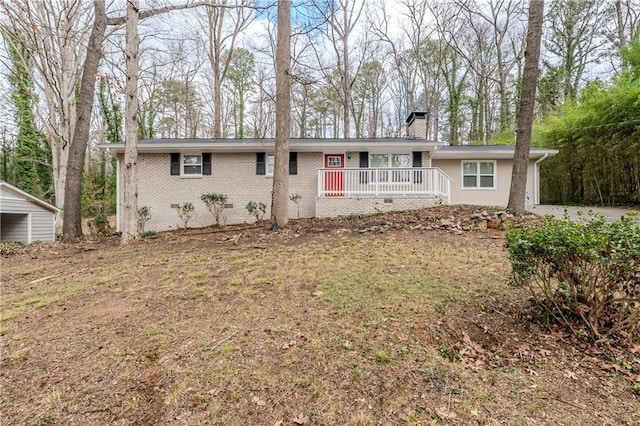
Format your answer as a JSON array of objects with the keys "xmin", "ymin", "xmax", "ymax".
[{"xmin": 534, "ymin": 153, "xmax": 549, "ymax": 205}]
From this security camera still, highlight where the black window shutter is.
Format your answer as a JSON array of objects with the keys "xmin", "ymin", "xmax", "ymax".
[
  {"xmin": 412, "ymin": 151, "xmax": 423, "ymax": 183},
  {"xmin": 359, "ymin": 151, "xmax": 369, "ymax": 168},
  {"xmin": 359, "ymin": 151, "xmax": 369, "ymax": 183},
  {"xmin": 202, "ymin": 153, "xmax": 211, "ymax": 175},
  {"xmin": 412, "ymin": 151, "xmax": 422, "ymax": 167},
  {"xmin": 256, "ymin": 152, "xmax": 265, "ymax": 175},
  {"xmin": 289, "ymin": 152, "xmax": 298, "ymax": 175},
  {"xmin": 170, "ymin": 153, "xmax": 180, "ymax": 175}
]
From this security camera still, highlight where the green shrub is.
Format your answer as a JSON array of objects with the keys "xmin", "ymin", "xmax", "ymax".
[
  {"xmin": 137, "ymin": 206, "xmax": 151, "ymax": 234},
  {"xmin": 246, "ymin": 201, "xmax": 267, "ymax": 222},
  {"xmin": 506, "ymin": 212, "xmax": 640, "ymax": 340},
  {"xmin": 175, "ymin": 202, "xmax": 195, "ymax": 229},
  {"xmin": 201, "ymin": 193, "xmax": 227, "ymax": 226}
]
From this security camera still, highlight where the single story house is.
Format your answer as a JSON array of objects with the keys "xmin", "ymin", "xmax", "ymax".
[
  {"xmin": 0, "ymin": 181, "xmax": 59, "ymax": 243},
  {"xmin": 101, "ymin": 112, "xmax": 557, "ymax": 232}
]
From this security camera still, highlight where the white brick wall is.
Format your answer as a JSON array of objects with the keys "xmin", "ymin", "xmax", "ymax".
[
  {"xmin": 119, "ymin": 150, "xmax": 443, "ymax": 232},
  {"xmin": 120, "ymin": 152, "xmax": 321, "ymax": 231}
]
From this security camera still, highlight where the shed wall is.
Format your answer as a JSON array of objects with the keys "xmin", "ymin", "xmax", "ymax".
[{"xmin": 1, "ymin": 190, "xmax": 56, "ymax": 242}]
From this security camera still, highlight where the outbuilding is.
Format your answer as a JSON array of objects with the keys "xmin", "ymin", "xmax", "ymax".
[{"xmin": 0, "ymin": 181, "xmax": 58, "ymax": 243}]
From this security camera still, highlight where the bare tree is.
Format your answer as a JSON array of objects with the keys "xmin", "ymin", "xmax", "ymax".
[
  {"xmin": 63, "ymin": 0, "xmax": 108, "ymax": 240},
  {"xmin": 271, "ymin": 0, "xmax": 291, "ymax": 228},
  {"xmin": 370, "ymin": 2, "xmax": 422, "ymax": 134},
  {"xmin": 508, "ymin": 0, "xmax": 544, "ymax": 215},
  {"xmin": 248, "ymin": 66, "xmax": 275, "ymax": 138},
  {"xmin": 313, "ymin": 0, "xmax": 367, "ymax": 138},
  {"xmin": 545, "ymin": 0, "xmax": 607, "ymax": 102},
  {"xmin": 450, "ymin": 0, "xmax": 527, "ymax": 131},
  {"xmin": 1, "ymin": 1, "xmax": 94, "ymax": 234},
  {"xmin": 120, "ymin": 0, "xmax": 140, "ymax": 244},
  {"xmin": 612, "ymin": 0, "xmax": 640, "ymax": 48},
  {"xmin": 200, "ymin": 0, "xmax": 254, "ymax": 138}
]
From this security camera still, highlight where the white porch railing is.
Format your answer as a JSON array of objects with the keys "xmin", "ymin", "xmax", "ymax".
[{"xmin": 317, "ymin": 167, "xmax": 451, "ymax": 203}]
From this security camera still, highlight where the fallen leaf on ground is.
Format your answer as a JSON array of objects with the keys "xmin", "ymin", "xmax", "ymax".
[
  {"xmin": 251, "ymin": 395, "xmax": 266, "ymax": 406},
  {"xmin": 435, "ymin": 406, "xmax": 457, "ymax": 419},
  {"xmin": 292, "ymin": 413, "xmax": 308, "ymax": 424}
]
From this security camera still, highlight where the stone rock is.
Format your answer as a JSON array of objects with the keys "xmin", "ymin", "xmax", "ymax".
[
  {"xmin": 487, "ymin": 218, "xmax": 502, "ymax": 229},
  {"xmin": 440, "ymin": 219, "xmax": 453, "ymax": 228}
]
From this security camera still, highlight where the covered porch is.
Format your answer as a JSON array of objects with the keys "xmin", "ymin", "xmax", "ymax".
[
  {"xmin": 317, "ymin": 167, "xmax": 451, "ymax": 202},
  {"xmin": 315, "ymin": 167, "xmax": 452, "ymax": 218}
]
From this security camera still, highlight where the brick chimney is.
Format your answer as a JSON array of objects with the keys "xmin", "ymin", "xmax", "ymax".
[{"xmin": 406, "ymin": 111, "xmax": 428, "ymax": 139}]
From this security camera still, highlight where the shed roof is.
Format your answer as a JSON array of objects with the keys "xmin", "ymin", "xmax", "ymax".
[{"xmin": 0, "ymin": 181, "xmax": 59, "ymax": 213}]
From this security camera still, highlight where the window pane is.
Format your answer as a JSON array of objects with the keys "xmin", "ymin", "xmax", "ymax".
[
  {"xmin": 184, "ymin": 165, "xmax": 201, "ymax": 175},
  {"xmin": 463, "ymin": 162, "xmax": 477, "ymax": 175},
  {"xmin": 392, "ymin": 154, "xmax": 410, "ymax": 167},
  {"xmin": 184, "ymin": 155, "xmax": 201, "ymax": 165},
  {"xmin": 370, "ymin": 154, "xmax": 388, "ymax": 167},
  {"xmin": 327, "ymin": 156, "xmax": 342, "ymax": 167},
  {"xmin": 480, "ymin": 162, "xmax": 494, "ymax": 174},
  {"xmin": 463, "ymin": 176, "xmax": 477, "ymax": 188},
  {"xmin": 183, "ymin": 155, "xmax": 202, "ymax": 175},
  {"xmin": 266, "ymin": 154, "xmax": 275, "ymax": 176},
  {"xmin": 480, "ymin": 176, "xmax": 494, "ymax": 188}
]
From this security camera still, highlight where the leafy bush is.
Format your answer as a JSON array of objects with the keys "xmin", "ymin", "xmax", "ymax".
[
  {"xmin": 201, "ymin": 193, "xmax": 227, "ymax": 226},
  {"xmin": 246, "ymin": 201, "xmax": 267, "ymax": 222},
  {"xmin": 506, "ymin": 212, "xmax": 640, "ymax": 340},
  {"xmin": 137, "ymin": 206, "xmax": 151, "ymax": 234},
  {"xmin": 175, "ymin": 202, "xmax": 195, "ymax": 229}
]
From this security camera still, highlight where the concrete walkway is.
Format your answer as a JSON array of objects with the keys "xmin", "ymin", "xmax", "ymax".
[{"xmin": 529, "ymin": 205, "xmax": 640, "ymax": 224}]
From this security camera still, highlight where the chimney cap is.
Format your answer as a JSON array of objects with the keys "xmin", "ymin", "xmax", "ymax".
[{"xmin": 406, "ymin": 111, "xmax": 428, "ymax": 124}]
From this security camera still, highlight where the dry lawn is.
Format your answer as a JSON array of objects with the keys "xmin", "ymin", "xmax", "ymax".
[{"xmin": 1, "ymin": 208, "xmax": 639, "ymax": 425}]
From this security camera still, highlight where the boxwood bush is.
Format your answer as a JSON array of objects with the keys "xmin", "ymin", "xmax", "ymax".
[{"xmin": 506, "ymin": 212, "xmax": 640, "ymax": 341}]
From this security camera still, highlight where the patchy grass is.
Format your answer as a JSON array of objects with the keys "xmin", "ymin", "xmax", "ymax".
[{"xmin": 1, "ymin": 209, "xmax": 639, "ymax": 425}]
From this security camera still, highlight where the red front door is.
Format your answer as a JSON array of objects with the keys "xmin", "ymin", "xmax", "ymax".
[{"xmin": 324, "ymin": 154, "xmax": 344, "ymax": 196}]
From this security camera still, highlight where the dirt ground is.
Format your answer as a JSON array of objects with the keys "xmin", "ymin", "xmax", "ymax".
[{"xmin": 1, "ymin": 206, "xmax": 639, "ymax": 425}]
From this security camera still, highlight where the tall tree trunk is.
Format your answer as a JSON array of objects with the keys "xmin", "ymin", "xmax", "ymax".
[
  {"xmin": 508, "ymin": 0, "xmax": 544, "ymax": 215},
  {"xmin": 342, "ymin": 5, "xmax": 350, "ymax": 139},
  {"xmin": 121, "ymin": 0, "xmax": 140, "ymax": 243},
  {"xmin": 615, "ymin": 0, "xmax": 626, "ymax": 47},
  {"xmin": 62, "ymin": 0, "xmax": 107, "ymax": 241},
  {"xmin": 271, "ymin": 0, "xmax": 291, "ymax": 228}
]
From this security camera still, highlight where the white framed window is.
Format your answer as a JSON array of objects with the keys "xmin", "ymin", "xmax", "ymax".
[
  {"xmin": 327, "ymin": 155, "xmax": 342, "ymax": 167},
  {"xmin": 462, "ymin": 161, "xmax": 496, "ymax": 189},
  {"xmin": 266, "ymin": 154, "xmax": 275, "ymax": 176},
  {"xmin": 369, "ymin": 153, "xmax": 411, "ymax": 183},
  {"xmin": 183, "ymin": 154, "xmax": 202, "ymax": 176}
]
